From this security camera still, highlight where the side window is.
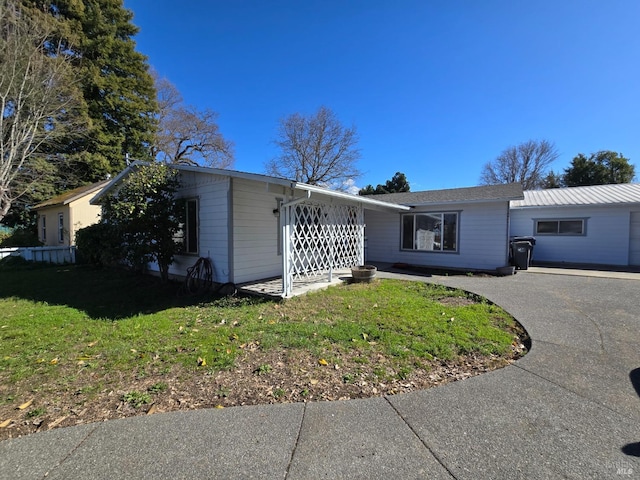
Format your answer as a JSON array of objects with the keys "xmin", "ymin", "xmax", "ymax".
[
  {"xmin": 58, "ymin": 213, "xmax": 64, "ymax": 243},
  {"xmin": 41, "ymin": 216, "xmax": 47, "ymax": 242},
  {"xmin": 175, "ymin": 198, "xmax": 199, "ymax": 254},
  {"xmin": 535, "ymin": 219, "xmax": 585, "ymax": 236},
  {"xmin": 185, "ymin": 199, "xmax": 199, "ymax": 254}
]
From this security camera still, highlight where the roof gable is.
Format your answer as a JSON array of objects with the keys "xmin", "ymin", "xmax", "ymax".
[
  {"xmin": 511, "ymin": 183, "xmax": 640, "ymax": 208},
  {"xmin": 33, "ymin": 180, "xmax": 110, "ymax": 210}
]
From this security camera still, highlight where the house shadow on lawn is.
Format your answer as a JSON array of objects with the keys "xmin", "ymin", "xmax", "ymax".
[{"xmin": 0, "ymin": 258, "xmax": 245, "ymax": 320}]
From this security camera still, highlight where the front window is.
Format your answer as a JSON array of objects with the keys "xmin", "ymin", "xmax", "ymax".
[
  {"xmin": 401, "ymin": 212, "xmax": 458, "ymax": 252},
  {"xmin": 535, "ymin": 219, "xmax": 585, "ymax": 235}
]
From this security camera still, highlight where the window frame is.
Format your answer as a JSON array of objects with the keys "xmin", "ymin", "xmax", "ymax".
[
  {"xmin": 58, "ymin": 213, "xmax": 64, "ymax": 243},
  {"xmin": 400, "ymin": 211, "xmax": 460, "ymax": 253},
  {"xmin": 175, "ymin": 198, "xmax": 200, "ymax": 255},
  {"xmin": 183, "ymin": 198, "xmax": 199, "ymax": 255},
  {"xmin": 534, "ymin": 218, "xmax": 587, "ymax": 236}
]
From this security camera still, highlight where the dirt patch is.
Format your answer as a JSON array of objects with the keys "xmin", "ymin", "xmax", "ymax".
[{"xmin": 0, "ymin": 337, "xmax": 528, "ymax": 440}]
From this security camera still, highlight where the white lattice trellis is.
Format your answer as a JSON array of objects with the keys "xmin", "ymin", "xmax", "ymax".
[{"xmin": 282, "ymin": 200, "xmax": 364, "ymax": 296}]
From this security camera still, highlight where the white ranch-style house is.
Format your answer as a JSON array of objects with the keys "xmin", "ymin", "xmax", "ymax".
[
  {"xmin": 94, "ymin": 165, "xmax": 531, "ymax": 296},
  {"xmin": 93, "ymin": 163, "xmax": 409, "ymax": 297}
]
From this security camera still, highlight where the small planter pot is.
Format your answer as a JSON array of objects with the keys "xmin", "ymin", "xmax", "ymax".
[
  {"xmin": 351, "ymin": 265, "xmax": 377, "ymax": 283},
  {"xmin": 496, "ymin": 265, "xmax": 516, "ymax": 276}
]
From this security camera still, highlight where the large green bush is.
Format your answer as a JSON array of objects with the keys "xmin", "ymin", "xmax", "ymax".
[
  {"xmin": 0, "ymin": 227, "xmax": 41, "ymax": 247},
  {"xmin": 75, "ymin": 223, "xmax": 123, "ymax": 267}
]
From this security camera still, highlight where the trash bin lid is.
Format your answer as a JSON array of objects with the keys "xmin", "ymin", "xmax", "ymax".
[{"xmin": 510, "ymin": 236, "xmax": 536, "ymax": 245}]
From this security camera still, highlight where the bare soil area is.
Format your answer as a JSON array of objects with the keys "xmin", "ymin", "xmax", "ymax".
[{"xmin": 0, "ymin": 338, "xmax": 527, "ymax": 441}]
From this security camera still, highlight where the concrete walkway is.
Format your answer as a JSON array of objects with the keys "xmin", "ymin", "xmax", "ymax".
[{"xmin": 1, "ymin": 269, "xmax": 639, "ymax": 479}]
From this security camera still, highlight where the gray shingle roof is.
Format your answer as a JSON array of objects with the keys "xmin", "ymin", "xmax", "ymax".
[
  {"xmin": 511, "ymin": 183, "xmax": 640, "ymax": 208},
  {"xmin": 34, "ymin": 180, "xmax": 110, "ymax": 209},
  {"xmin": 373, "ymin": 183, "xmax": 523, "ymax": 206}
]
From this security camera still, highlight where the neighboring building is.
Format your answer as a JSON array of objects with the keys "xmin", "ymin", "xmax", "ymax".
[
  {"xmin": 364, "ymin": 183, "xmax": 524, "ymax": 271},
  {"xmin": 93, "ymin": 163, "xmax": 408, "ymax": 296},
  {"xmin": 510, "ymin": 183, "xmax": 640, "ymax": 267},
  {"xmin": 34, "ymin": 181, "xmax": 109, "ymax": 247}
]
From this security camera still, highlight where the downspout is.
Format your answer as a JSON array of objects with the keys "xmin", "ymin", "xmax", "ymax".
[{"xmin": 280, "ymin": 190, "xmax": 311, "ymax": 297}]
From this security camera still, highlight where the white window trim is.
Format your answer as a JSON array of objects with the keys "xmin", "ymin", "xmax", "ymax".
[
  {"xmin": 184, "ymin": 198, "xmax": 199, "ymax": 255},
  {"xmin": 534, "ymin": 217, "xmax": 588, "ymax": 236},
  {"xmin": 401, "ymin": 211, "xmax": 460, "ymax": 253},
  {"xmin": 58, "ymin": 213, "xmax": 64, "ymax": 243}
]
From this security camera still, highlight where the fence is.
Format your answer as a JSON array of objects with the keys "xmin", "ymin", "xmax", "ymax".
[{"xmin": 0, "ymin": 246, "xmax": 77, "ymax": 264}]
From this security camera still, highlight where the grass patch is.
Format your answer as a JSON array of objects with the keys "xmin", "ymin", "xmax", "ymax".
[{"xmin": 0, "ymin": 264, "xmax": 525, "ymax": 433}]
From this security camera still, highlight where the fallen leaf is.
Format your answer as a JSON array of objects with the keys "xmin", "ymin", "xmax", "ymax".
[
  {"xmin": 0, "ymin": 419, "xmax": 12, "ymax": 428},
  {"xmin": 50, "ymin": 358, "xmax": 58, "ymax": 365},
  {"xmin": 147, "ymin": 404, "xmax": 158, "ymax": 415},
  {"xmin": 130, "ymin": 349, "xmax": 137, "ymax": 353},
  {"xmin": 197, "ymin": 357, "xmax": 206, "ymax": 366},
  {"xmin": 18, "ymin": 400, "xmax": 33, "ymax": 410},
  {"xmin": 310, "ymin": 379, "xmax": 319, "ymax": 385},
  {"xmin": 318, "ymin": 358, "xmax": 328, "ymax": 366},
  {"xmin": 214, "ymin": 405, "xmax": 224, "ymax": 409},
  {"xmin": 48, "ymin": 416, "xmax": 68, "ymax": 429},
  {"xmin": 87, "ymin": 340, "xmax": 98, "ymax": 347}
]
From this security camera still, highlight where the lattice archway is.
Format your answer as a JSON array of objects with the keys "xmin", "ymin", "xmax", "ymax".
[{"xmin": 282, "ymin": 200, "xmax": 364, "ymax": 296}]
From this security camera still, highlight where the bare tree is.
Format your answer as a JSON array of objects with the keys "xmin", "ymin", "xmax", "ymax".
[
  {"xmin": 480, "ymin": 139, "xmax": 559, "ymax": 190},
  {"xmin": 266, "ymin": 106, "xmax": 361, "ymax": 189},
  {"xmin": 151, "ymin": 73, "xmax": 234, "ymax": 168},
  {"xmin": 0, "ymin": 0, "xmax": 83, "ymax": 222}
]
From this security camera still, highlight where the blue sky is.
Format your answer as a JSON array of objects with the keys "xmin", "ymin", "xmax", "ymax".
[{"xmin": 123, "ymin": 0, "xmax": 640, "ymax": 192}]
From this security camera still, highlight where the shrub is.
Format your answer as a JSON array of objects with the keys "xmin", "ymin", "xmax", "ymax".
[
  {"xmin": 75, "ymin": 223, "xmax": 123, "ymax": 266},
  {"xmin": 0, "ymin": 227, "xmax": 41, "ymax": 247}
]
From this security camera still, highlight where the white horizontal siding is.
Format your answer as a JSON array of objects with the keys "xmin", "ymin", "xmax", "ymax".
[
  {"xmin": 510, "ymin": 205, "xmax": 631, "ymax": 265},
  {"xmin": 366, "ymin": 202, "xmax": 510, "ymax": 270},
  {"xmin": 232, "ymin": 178, "xmax": 282, "ymax": 284},
  {"xmin": 150, "ymin": 171, "xmax": 231, "ymax": 282}
]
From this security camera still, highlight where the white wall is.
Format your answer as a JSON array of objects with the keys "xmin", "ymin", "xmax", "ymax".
[
  {"xmin": 231, "ymin": 178, "xmax": 283, "ymax": 284},
  {"xmin": 510, "ymin": 205, "xmax": 632, "ymax": 266},
  {"xmin": 365, "ymin": 202, "xmax": 510, "ymax": 270},
  {"xmin": 163, "ymin": 171, "xmax": 231, "ymax": 282}
]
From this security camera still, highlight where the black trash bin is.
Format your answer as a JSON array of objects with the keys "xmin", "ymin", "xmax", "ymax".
[
  {"xmin": 511, "ymin": 240, "xmax": 533, "ymax": 270},
  {"xmin": 510, "ymin": 236, "xmax": 536, "ymax": 266}
]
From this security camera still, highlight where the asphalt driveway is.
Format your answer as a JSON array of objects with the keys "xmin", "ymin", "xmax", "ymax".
[{"xmin": 1, "ymin": 269, "xmax": 639, "ymax": 479}]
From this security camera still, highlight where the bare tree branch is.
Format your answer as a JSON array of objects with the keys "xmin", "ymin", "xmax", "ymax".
[
  {"xmin": 266, "ymin": 106, "xmax": 361, "ymax": 190},
  {"xmin": 480, "ymin": 139, "xmax": 558, "ymax": 190},
  {"xmin": 151, "ymin": 72, "xmax": 234, "ymax": 168},
  {"xmin": 0, "ymin": 0, "xmax": 84, "ymax": 221}
]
